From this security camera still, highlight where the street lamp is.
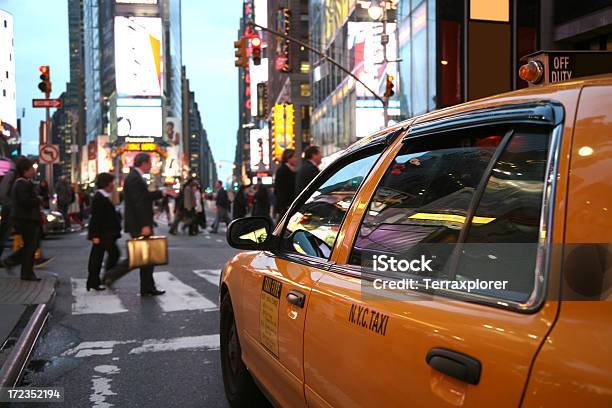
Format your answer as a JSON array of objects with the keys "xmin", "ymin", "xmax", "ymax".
[{"xmin": 367, "ymin": 0, "xmax": 384, "ymax": 20}]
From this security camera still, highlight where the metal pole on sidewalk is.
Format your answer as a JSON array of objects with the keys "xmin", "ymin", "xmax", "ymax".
[
  {"xmin": 44, "ymin": 90, "xmax": 53, "ymax": 191},
  {"xmin": 382, "ymin": 0, "xmax": 389, "ymax": 127}
]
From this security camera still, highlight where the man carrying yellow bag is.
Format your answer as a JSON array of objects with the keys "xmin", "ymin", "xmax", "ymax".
[{"xmin": 103, "ymin": 153, "xmax": 176, "ymax": 296}]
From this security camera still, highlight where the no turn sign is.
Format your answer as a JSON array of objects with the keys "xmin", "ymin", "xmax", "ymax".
[{"xmin": 39, "ymin": 144, "xmax": 60, "ymax": 164}]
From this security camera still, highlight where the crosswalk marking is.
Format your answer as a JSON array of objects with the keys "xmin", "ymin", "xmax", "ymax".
[
  {"xmin": 192, "ymin": 269, "xmax": 221, "ymax": 286},
  {"xmin": 71, "ymin": 279, "xmax": 128, "ymax": 315},
  {"xmin": 153, "ymin": 271, "xmax": 218, "ymax": 312},
  {"xmin": 63, "ymin": 334, "xmax": 220, "ymax": 357}
]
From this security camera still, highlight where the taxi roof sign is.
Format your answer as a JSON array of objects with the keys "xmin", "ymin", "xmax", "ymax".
[{"xmin": 520, "ymin": 50, "xmax": 612, "ymax": 85}]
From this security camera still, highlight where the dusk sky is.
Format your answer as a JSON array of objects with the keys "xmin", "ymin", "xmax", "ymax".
[{"xmin": 1, "ymin": 0, "xmax": 241, "ymax": 182}]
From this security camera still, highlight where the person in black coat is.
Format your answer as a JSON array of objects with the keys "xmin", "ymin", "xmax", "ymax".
[
  {"xmin": 295, "ymin": 145, "xmax": 323, "ymax": 193},
  {"xmin": 86, "ymin": 173, "xmax": 121, "ymax": 291},
  {"xmin": 0, "ymin": 158, "xmax": 41, "ymax": 280},
  {"xmin": 253, "ymin": 183, "xmax": 271, "ymax": 221},
  {"xmin": 232, "ymin": 185, "xmax": 248, "ymax": 219},
  {"xmin": 104, "ymin": 153, "xmax": 176, "ymax": 296},
  {"xmin": 274, "ymin": 149, "xmax": 297, "ymax": 218}
]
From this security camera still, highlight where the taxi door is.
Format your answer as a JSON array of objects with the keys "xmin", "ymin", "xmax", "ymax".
[
  {"xmin": 238, "ymin": 253, "xmax": 325, "ymax": 408},
  {"xmin": 238, "ymin": 143, "xmax": 389, "ymax": 407},
  {"xmin": 302, "ymin": 99, "xmax": 578, "ymax": 407}
]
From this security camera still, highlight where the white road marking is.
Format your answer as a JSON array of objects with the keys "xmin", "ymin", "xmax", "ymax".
[
  {"xmin": 192, "ymin": 269, "xmax": 221, "ymax": 286},
  {"xmin": 91, "ymin": 365, "xmax": 119, "ymax": 408},
  {"xmin": 128, "ymin": 334, "xmax": 219, "ymax": 354},
  {"xmin": 153, "ymin": 272, "xmax": 218, "ymax": 312},
  {"xmin": 79, "ymin": 231, "xmax": 88, "ymax": 236},
  {"xmin": 215, "ymin": 239, "xmax": 223, "ymax": 243},
  {"xmin": 71, "ymin": 279, "xmax": 128, "ymax": 315},
  {"xmin": 63, "ymin": 340, "xmax": 134, "ymax": 358},
  {"xmin": 63, "ymin": 335, "xmax": 220, "ymax": 358},
  {"xmin": 94, "ymin": 365, "xmax": 120, "ymax": 375},
  {"xmin": 205, "ymin": 235, "xmax": 211, "ymax": 239}
]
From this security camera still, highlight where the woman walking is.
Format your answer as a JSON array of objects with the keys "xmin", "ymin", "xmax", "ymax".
[
  {"xmin": 87, "ymin": 173, "xmax": 121, "ymax": 291},
  {"xmin": 0, "ymin": 158, "xmax": 42, "ymax": 280}
]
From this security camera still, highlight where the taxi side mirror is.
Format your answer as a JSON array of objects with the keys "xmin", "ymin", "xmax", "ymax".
[{"xmin": 226, "ymin": 217, "xmax": 275, "ymax": 251}]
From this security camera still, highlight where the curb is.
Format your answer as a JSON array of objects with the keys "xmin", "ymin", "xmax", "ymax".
[
  {"xmin": 0, "ymin": 276, "xmax": 57, "ymax": 389},
  {"xmin": 0, "ymin": 303, "xmax": 50, "ymax": 388}
]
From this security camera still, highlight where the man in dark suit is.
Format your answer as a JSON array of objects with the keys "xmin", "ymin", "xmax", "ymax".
[
  {"xmin": 87, "ymin": 173, "xmax": 121, "ymax": 291},
  {"xmin": 104, "ymin": 153, "xmax": 175, "ymax": 296},
  {"xmin": 295, "ymin": 145, "xmax": 322, "ymax": 193}
]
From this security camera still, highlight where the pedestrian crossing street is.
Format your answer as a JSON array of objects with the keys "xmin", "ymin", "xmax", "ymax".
[{"xmin": 70, "ymin": 269, "xmax": 222, "ymax": 315}]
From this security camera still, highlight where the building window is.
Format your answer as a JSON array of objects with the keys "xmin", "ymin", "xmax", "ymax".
[
  {"xmin": 5, "ymin": 71, "xmax": 8, "ymax": 79},
  {"xmin": 300, "ymin": 61, "xmax": 310, "ymax": 73},
  {"xmin": 2, "ymin": 90, "xmax": 5, "ymax": 97},
  {"xmin": 4, "ymin": 20, "xmax": 7, "ymax": 28},
  {"xmin": 300, "ymin": 83, "xmax": 311, "ymax": 97}
]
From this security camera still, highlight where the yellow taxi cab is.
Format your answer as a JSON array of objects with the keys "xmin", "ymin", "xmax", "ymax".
[{"xmin": 219, "ymin": 74, "xmax": 612, "ymax": 407}]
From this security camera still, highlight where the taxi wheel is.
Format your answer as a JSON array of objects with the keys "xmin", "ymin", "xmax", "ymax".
[{"xmin": 220, "ymin": 293, "xmax": 266, "ymax": 407}]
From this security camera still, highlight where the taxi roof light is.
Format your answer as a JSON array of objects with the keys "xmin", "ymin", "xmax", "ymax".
[{"xmin": 519, "ymin": 60, "xmax": 544, "ymax": 84}]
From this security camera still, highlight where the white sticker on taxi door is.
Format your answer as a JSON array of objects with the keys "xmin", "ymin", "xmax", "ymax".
[{"xmin": 260, "ymin": 276, "xmax": 283, "ymax": 357}]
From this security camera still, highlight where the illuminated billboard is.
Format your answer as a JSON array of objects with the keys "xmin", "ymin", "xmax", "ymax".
[
  {"xmin": 164, "ymin": 117, "xmax": 182, "ymax": 177},
  {"xmin": 116, "ymin": 98, "xmax": 162, "ymax": 138},
  {"xmin": 250, "ymin": 58, "xmax": 268, "ymax": 117},
  {"xmin": 272, "ymin": 103, "xmax": 295, "ymax": 162},
  {"xmin": 249, "ymin": 126, "xmax": 270, "ymax": 172},
  {"xmin": 348, "ymin": 22, "xmax": 398, "ymax": 98},
  {"xmin": 115, "ymin": 16, "xmax": 163, "ymax": 97}
]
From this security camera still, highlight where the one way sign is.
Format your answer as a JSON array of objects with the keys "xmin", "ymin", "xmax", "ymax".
[{"xmin": 32, "ymin": 98, "xmax": 63, "ymax": 109}]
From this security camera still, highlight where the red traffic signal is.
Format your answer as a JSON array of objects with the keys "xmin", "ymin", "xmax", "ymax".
[
  {"xmin": 384, "ymin": 74, "xmax": 395, "ymax": 98},
  {"xmin": 38, "ymin": 65, "xmax": 52, "ymax": 94},
  {"xmin": 251, "ymin": 35, "xmax": 262, "ymax": 66}
]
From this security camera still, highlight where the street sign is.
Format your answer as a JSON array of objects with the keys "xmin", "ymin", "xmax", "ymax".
[
  {"xmin": 39, "ymin": 144, "xmax": 60, "ymax": 164},
  {"xmin": 32, "ymin": 98, "xmax": 63, "ymax": 109}
]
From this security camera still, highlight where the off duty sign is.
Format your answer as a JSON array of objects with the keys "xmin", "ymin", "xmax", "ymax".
[
  {"xmin": 527, "ymin": 51, "xmax": 612, "ymax": 85},
  {"xmin": 39, "ymin": 144, "xmax": 60, "ymax": 164}
]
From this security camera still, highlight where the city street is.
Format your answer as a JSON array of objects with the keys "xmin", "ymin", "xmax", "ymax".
[
  {"xmin": 0, "ymin": 0, "xmax": 610, "ymax": 407},
  {"xmin": 15, "ymin": 221, "xmax": 234, "ymax": 408}
]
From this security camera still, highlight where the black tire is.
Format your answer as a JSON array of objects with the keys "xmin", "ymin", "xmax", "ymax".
[{"xmin": 220, "ymin": 293, "xmax": 268, "ymax": 407}]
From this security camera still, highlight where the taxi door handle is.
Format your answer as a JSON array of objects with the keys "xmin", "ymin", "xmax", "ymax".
[
  {"xmin": 426, "ymin": 348, "xmax": 481, "ymax": 385},
  {"xmin": 286, "ymin": 290, "xmax": 306, "ymax": 308}
]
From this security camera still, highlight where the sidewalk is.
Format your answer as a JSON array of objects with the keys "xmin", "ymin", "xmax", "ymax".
[{"xmin": 0, "ymin": 268, "xmax": 57, "ymax": 388}]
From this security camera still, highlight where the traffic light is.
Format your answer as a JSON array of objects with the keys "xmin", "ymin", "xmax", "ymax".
[
  {"xmin": 38, "ymin": 65, "xmax": 52, "ymax": 94},
  {"xmin": 234, "ymin": 37, "xmax": 248, "ymax": 68},
  {"xmin": 251, "ymin": 35, "xmax": 262, "ymax": 66},
  {"xmin": 384, "ymin": 74, "xmax": 394, "ymax": 98}
]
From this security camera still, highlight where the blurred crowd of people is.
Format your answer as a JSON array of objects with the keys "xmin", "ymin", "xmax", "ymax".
[{"xmin": 0, "ymin": 145, "xmax": 324, "ymax": 285}]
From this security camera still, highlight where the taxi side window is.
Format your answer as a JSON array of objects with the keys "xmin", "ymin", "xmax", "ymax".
[
  {"xmin": 282, "ymin": 148, "xmax": 382, "ymax": 260},
  {"xmin": 349, "ymin": 126, "xmax": 550, "ymax": 303}
]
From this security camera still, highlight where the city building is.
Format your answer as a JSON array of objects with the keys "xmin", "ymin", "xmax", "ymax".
[
  {"xmin": 396, "ymin": 0, "xmax": 612, "ymax": 121},
  {"xmin": 0, "ymin": 9, "xmax": 19, "ymax": 157},
  {"xmin": 234, "ymin": 4, "xmax": 253, "ymax": 185},
  {"xmin": 266, "ymin": 0, "xmax": 311, "ymax": 170},
  {"xmin": 52, "ymin": 92, "xmax": 80, "ymax": 182},
  {"xmin": 72, "ymin": 0, "xmax": 186, "ymax": 185},
  {"xmin": 182, "ymin": 68, "xmax": 217, "ymax": 189},
  {"xmin": 309, "ymin": 0, "xmax": 401, "ymax": 156},
  {"xmin": 307, "ymin": 0, "xmax": 611, "ymax": 157}
]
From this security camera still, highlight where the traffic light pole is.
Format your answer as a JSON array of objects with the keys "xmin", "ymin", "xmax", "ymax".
[
  {"xmin": 246, "ymin": 21, "xmax": 386, "ymax": 110},
  {"xmin": 44, "ymin": 90, "xmax": 53, "ymax": 192}
]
